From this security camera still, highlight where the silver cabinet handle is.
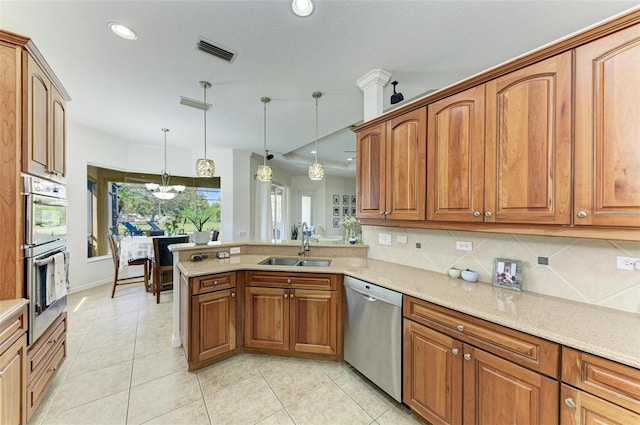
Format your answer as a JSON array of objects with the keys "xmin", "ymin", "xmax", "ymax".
[
  {"xmin": 564, "ymin": 398, "xmax": 576, "ymax": 408},
  {"xmin": 384, "ymin": 211, "xmax": 390, "ymax": 215},
  {"xmin": 284, "ymin": 293, "xmax": 288, "ymax": 299},
  {"xmin": 213, "ymin": 280, "xmax": 218, "ymax": 285},
  {"xmin": 452, "ymin": 348, "xmax": 459, "ymax": 356},
  {"xmin": 464, "ymin": 353, "xmax": 471, "ymax": 361},
  {"xmin": 290, "ymin": 292, "xmax": 294, "ymax": 298},
  {"xmin": 378, "ymin": 211, "xmax": 385, "ymax": 215},
  {"xmin": 457, "ymin": 325, "xmax": 464, "ymax": 332},
  {"xmin": 577, "ymin": 211, "xmax": 587, "ymax": 218},
  {"xmin": 485, "ymin": 211, "xmax": 492, "ymax": 217},
  {"xmin": 287, "ymin": 278, "xmax": 291, "ymax": 284},
  {"xmin": 231, "ymin": 292, "xmax": 235, "ymax": 298},
  {"xmin": 473, "ymin": 211, "xmax": 481, "ymax": 217}
]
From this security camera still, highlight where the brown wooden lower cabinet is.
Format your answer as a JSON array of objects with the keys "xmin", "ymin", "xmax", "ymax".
[
  {"xmin": 560, "ymin": 384, "xmax": 640, "ymax": 425},
  {"xmin": 244, "ymin": 286, "xmax": 338, "ymax": 355}
]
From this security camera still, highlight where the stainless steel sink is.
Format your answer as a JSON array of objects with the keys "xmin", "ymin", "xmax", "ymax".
[
  {"xmin": 258, "ymin": 257, "xmax": 332, "ymax": 267},
  {"xmin": 297, "ymin": 259, "xmax": 332, "ymax": 267},
  {"xmin": 258, "ymin": 257, "xmax": 301, "ymax": 266}
]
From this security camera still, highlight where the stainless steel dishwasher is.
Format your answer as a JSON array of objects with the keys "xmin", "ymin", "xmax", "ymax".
[{"xmin": 343, "ymin": 276, "xmax": 403, "ymax": 402}]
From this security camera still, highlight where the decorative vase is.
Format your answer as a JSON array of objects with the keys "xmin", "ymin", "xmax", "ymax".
[
  {"xmin": 461, "ymin": 270, "xmax": 479, "ymax": 282},
  {"xmin": 193, "ymin": 231, "xmax": 210, "ymax": 245},
  {"xmin": 344, "ymin": 228, "xmax": 351, "ymax": 243},
  {"xmin": 348, "ymin": 229, "xmax": 357, "ymax": 244}
]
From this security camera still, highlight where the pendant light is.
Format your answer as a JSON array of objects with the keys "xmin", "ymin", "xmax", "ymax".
[
  {"xmin": 308, "ymin": 91, "xmax": 325, "ymax": 181},
  {"xmin": 195, "ymin": 81, "xmax": 215, "ymax": 177},
  {"xmin": 256, "ymin": 97, "xmax": 273, "ymax": 182},
  {"xmin": 150, "ymin": 128, "xmax": 177, "ymax": 200}
]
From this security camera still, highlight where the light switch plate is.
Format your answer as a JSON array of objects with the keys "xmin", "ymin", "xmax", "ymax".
[
  {"xmin": 617, "ymin": 256, "xmax": 640, "ymax": 270},
  {"xmin": 396, "ymin": 235, "xmax": 408, "ymax": 244},
  {"xmin": 456, "ymin": 241, "xmax": 473, "ymax": 251},
  {"xmin": 378, "ymin": 233, "xmax": 392, "ymax": 245},
  {"xmin": 229, "ymin": 247, "xmax": 241, "ymax": 255}
]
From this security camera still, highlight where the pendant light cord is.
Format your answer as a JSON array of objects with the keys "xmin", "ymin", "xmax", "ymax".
[
  {"xmin": 203, "ymin": 85, "xmax": 207, "ymax": 159},
  {"xmin": 314, "ymin": 95, "xmax": 318, "ymax": 163},
  {"xmin": 263, "ymin": 100, "xmax": 267, "ymax": 166}
]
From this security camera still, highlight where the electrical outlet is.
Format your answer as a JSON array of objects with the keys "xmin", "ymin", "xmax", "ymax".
[
  {"xmin": 617, "ymin": 256, "xmax": 640, "ymax": 270},
  {"xmin": 455, "ymin": 241, "xmax": 473, "ymax": 251},
  {"xmin": 229, "ymin": 247, "xmax": 240, "ymax": 255},
  {"xmin": 396, "ymin": 235, "xmax": 408, "ymax": 244},
  {"xmin": 378, "ymin": 233, "xmax": 392, "ymax": 245}
]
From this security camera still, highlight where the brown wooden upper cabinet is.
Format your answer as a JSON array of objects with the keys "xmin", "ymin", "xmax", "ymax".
[
  {"xmin": 574, "ymin": 22, "xmax": 640, "ymax": 227},
  {"xmin": 428, "ymin": 52, "xmax": 572, "ymax": 225},
  {"xmin": 25, "ymin": 55, "xmax": 66, "ymax": 183},
  {"xmin": 357, "ymin": 107, "xmax": 426, "ymax": 221}
]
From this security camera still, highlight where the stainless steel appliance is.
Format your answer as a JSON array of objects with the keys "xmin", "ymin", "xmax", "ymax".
[
  {"xmin": 343, "ymin": 276, "xmax": 403, "ymax": 402},
  {"xmin": 23, "ymin": 175, "xmax": 68, "ymax": 344}
]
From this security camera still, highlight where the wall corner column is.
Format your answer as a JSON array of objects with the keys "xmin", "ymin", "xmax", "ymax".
[{"xmin": 356, "ymin": 69, "xmax": 392, "ymax": 121}]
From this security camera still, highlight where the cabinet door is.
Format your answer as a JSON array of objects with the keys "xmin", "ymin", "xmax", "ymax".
[
  {"xmin": 385, "ymin": 107, "xmax": 427, "ymax": 220},
  {"xmin": 289, "ymin": 289, "xmax": 337, "ymax": 355},
  {"xmin": 560, "ymin": 384, "xmax": 640, "ymax": 425},
  {"xmin": 427, "ymin": 85, "xmax": 485, "ymax": 222},
  {"xmin": 50, "ymin": 87, "xmax": 66, "ymax": 181},
  {"xmin": 485, "ymin": 52, "xmax": 572, "ymax": 224},
  {"xmin": 25, "ymin": 55, "xmax": 50, "ymax": 179},
  {"xmin": 0, "ymin": 334, "xmax": 26, "ymax": 425},
  {"xmin": 244, "ymin": 287, "xmax": 288, "ymax": 351},
  {"xmin": 191, "ymin": 289, "xmax": 236, "ymax": 362},
  {"xmin": 463, "ymin": 346, "xmax": 558, "ymax": 425},
  {"xmin": 356, "ymin": 123, "xmax": 386, "ymax": 219},
  {"xmin": 574, "ymin": 23, "xmax": 640, "ymax": 226},
  {"xmin": 403, "ymin": 319, "xmax": 463, "ymax": 425}
]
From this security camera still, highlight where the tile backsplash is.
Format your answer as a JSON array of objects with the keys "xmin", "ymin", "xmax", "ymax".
[{"xmin": 363, "ymin": 226, "xmax": 640, "ymax": 314}]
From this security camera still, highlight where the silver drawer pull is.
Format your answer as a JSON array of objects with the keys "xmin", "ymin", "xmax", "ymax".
[
  {"xmin": 231, "ymin": 292, "xmax": 235, "ymax": 298},
  {"xmin": 577, "ymin": 211, "xmax": 587, "ymax": 218},
  {"xmin": 564, "ymin": 398, "xmax": 576, "ymax": 408},
  {"xmin": 287, "ymin": 279, "xmax": 291, "ymax": 284},
  {"xmin": 452, "ymin": 348, "xmax": 459, "ymax": 356},
  {"xmin": 284, "ymin": 293, "xmax": 288, "ymax": 299},
  {"xmin": 473, "ymin": 211, "xmax": 481, "ymax": 217},
  {"xmin": 213, "ymin": 280, "xmax": 218, "ymax": 285},
  {"xmin": 457, "ymin": 325, "xmax": 464, "ymax": 332},
  {"xmin": 484, "ymin": 211, "xmax": 492, "ymax": 217},
  {"xmin": 463, "ymin": 353, "xmax": 471, "ymax": 361}
]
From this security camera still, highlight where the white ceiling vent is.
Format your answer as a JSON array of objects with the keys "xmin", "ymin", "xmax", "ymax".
[{"xmin": 195, "ymin": 36, "xmax": 237, "ymax": 63}]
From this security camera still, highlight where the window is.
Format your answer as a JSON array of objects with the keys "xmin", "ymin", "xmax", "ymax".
[
  {"xmin": 271, "ymin": 184, "xmax": 284, "ymax": 240},
  {"xmin": 301, "ymin": 194, "xmax": 312, "ymax": 225}
]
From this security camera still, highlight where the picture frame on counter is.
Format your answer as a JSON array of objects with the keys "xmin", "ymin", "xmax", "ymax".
[
  {"xmin": 493, "ymin": 258, "xmax": 523, "ymax": 291},
  {"xmin": 333, "ymin": 195, "xmax": 340, "ymax": 205}
]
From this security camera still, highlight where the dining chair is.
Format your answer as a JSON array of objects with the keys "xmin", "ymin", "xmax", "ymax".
[
  {"xmin": 152, "ymin": 235, "xmax": 189, "ymax": 303},
  {"xmin": 108, "ymin": 234, "xmax": 152, "ymax": 298}
]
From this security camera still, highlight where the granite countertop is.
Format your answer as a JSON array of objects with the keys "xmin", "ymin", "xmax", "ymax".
[
  {"xmin": 178, "ymin": 255, "xmax": 640, "ymax": 370},
  {"xmin": 0, "ymin": 298, "xmax": 28, "ymax": 324}
]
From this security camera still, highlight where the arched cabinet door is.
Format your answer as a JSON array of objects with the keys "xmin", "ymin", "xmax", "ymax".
[
  {"xmin": 356, "ymin": 123, "xmax": 386, "ymax": 219},
  {"xmin": 574, "ymin": 22, "xmax": 640, "ymax": 227}
]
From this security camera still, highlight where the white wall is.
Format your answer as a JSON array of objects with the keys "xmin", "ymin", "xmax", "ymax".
[
  {"xmin": 290, "ymin": 175, "xmax": 326, "ymax": 231},
  {"xmin": 66, "ymin": 122, "xmax": 247, "ymax": 292},
  {"xmin": 324, "ymin": 176, "xmax": 356, "ymax": 237}
]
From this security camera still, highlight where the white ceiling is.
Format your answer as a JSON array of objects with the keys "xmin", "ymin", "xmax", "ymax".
[{"xmin": 1, "ymin": 0, "xmax": 637, "ymax": 178}]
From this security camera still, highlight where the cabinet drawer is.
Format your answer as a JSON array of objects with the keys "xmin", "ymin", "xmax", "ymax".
[
  {"xmin": 26, "ymin": 339, "xmax": 65, "ymax": 420},
  {"xmin": 404, "ymin": 296, "xmax": 559, "ymax": 378},
  {"xmin": 28, "ymin": 312, "xmax": 66, "ymax": 380},
  {"xmin": 192, "ymin": 272, "xmax": 236, "ymax": 295},
  {"xmin": 562, "ymin": 347, "xmax": 640, "ymax": 415},
  {"xmin": 0, "ymin": 305, "xmax": 27, "ymax": 355},
  {"xmin": 246, "ymin": 272, "xmax": 338, "ymax": 290}
]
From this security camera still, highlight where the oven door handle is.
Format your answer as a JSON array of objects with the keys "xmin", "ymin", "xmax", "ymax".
[{"xmin": 32, "ymin": 197, "xmax": 67, "ymax": 207}]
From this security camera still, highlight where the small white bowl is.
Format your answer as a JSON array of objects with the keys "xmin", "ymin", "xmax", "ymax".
[
  {"xmin": 461, "ymin": 270, "xmax": 479, "ymax": 282},
  {"xmin": 447, "ymin": 268, "xmax": 461, "ymax": 278}
]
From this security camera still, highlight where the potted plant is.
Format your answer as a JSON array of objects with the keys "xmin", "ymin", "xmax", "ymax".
[
  {"xmin": 186, "ymin": 214, "xmax": 211, "ymax": 244},
  {"xmin": 290, "ymin": 225, "xmax": 299, "ymax": 241}
]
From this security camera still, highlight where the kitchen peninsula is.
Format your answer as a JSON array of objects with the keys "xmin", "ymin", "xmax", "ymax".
[{"xmin": 169, "ymin": 240, "xmax": 640, "ymax": 424}]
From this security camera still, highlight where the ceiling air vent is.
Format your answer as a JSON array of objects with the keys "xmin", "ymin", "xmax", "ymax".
[{"xmin": 195, "ymin": 36, "xmax": 237, "ymax": 63}]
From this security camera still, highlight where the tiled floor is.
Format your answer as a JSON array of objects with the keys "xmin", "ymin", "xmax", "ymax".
[{"xmin": 28, "ymin": 283, "xmax": 425, "ymax": 425}]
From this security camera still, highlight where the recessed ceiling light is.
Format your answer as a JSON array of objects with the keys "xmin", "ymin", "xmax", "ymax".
[
  {"xmin": 347, "ymin": 158, "xmax": 353, "ymax": 161},
  {"xmin": 291, "ymin": 0, "xmax": 313, "ymax": 17},
  {"xmin": 310, "ymin": 150, "xmax": 317, "ymax": 154},
  {"xmin": 108, "ymin": 22, "xmax": 138, "ymax": 40}
]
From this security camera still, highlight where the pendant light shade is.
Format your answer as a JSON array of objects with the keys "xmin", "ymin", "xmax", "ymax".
[
  {"xmin": 150, "ymin": 128, "xmax": 177, "ymax": 200},
  {"xmin": 256, "ymin": 96, "xmax": 273, "ymax": 182},
  {"xmin": 196, "ymin": 81, "xmax": 215, "ymax": 177},
  {"xmin": 308, "ymin": 91, "xmax": 325, "ymax": 181}
]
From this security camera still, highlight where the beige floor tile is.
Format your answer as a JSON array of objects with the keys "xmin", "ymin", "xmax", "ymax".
[
  {"xmin": 47, "ymin": 360, "xmax": 132, "ymax": 414},
  {"xmin": 67, "ymin": 341, "xmax": 135, "ymax": 378},
  {"xmin": 285, "ymin": 382, "xmax": 373, "ymax": 425},
  {"xmin": 80, "ymin": 327, "xmax": 137, "ymax": 352},
  {"xmin": 313, "ymin": 359, "xmax": 352, "ymax": 380},
  {"xmin": 91, "ymin": 310, "xmax": 139, "ymax": 329},
  {"xmin": 127, "ymin": 370, "xmax": 201, "ymax": 425},
  {"xmin": 197, "ymin": 354, "xmax": 259, "ymax": 396},
  {"xmin": 257, "ymin": 409, "xmax": 295, "ymax": 425},
  {"xmin": 43, "ymin": 389, "xmax": 128, "ymax": 425},
  {"xmin": 131, "ymin": 347, "xmax": 187, "ymax": 387},
  {"xmin": 143, "ymin": 398, "xmax": 210, "ymax": 425},
  {"xmin": 258, "ymin": 356, "xmax": 332, "ymax": 406},
  {"xmin": 376, "ymin": 404, "xmax": 426, "ymax": 425},
  {"xmin": 334, "ymin": 370, "xmax": 396, "ymax": 419},
  {"xmin": 204, "ymin": 374, "xmax": 282, "ymax": 425},
  {"xmin": 136, "ymin": 321, "xmax": 172, "ymax": 338},
  {"xmin": 134, "ymin": 332, "xmax": 174, "ymax": 358}
]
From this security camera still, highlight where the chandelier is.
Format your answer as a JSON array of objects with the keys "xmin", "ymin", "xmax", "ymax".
[
  {"xmin": 195, "ymin": 81, "xmax": 215, "ymax": 177},
  {"xmin": 146, "ymin": 128, "xmax": 185, "ymax": 200},
  {"xmin": 308, "ymin": 91, "xmax": 325, "ymax": 180},
  {"xmin": 256, "ymin": 96, "xmax": 273, "ymax": 181}
]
